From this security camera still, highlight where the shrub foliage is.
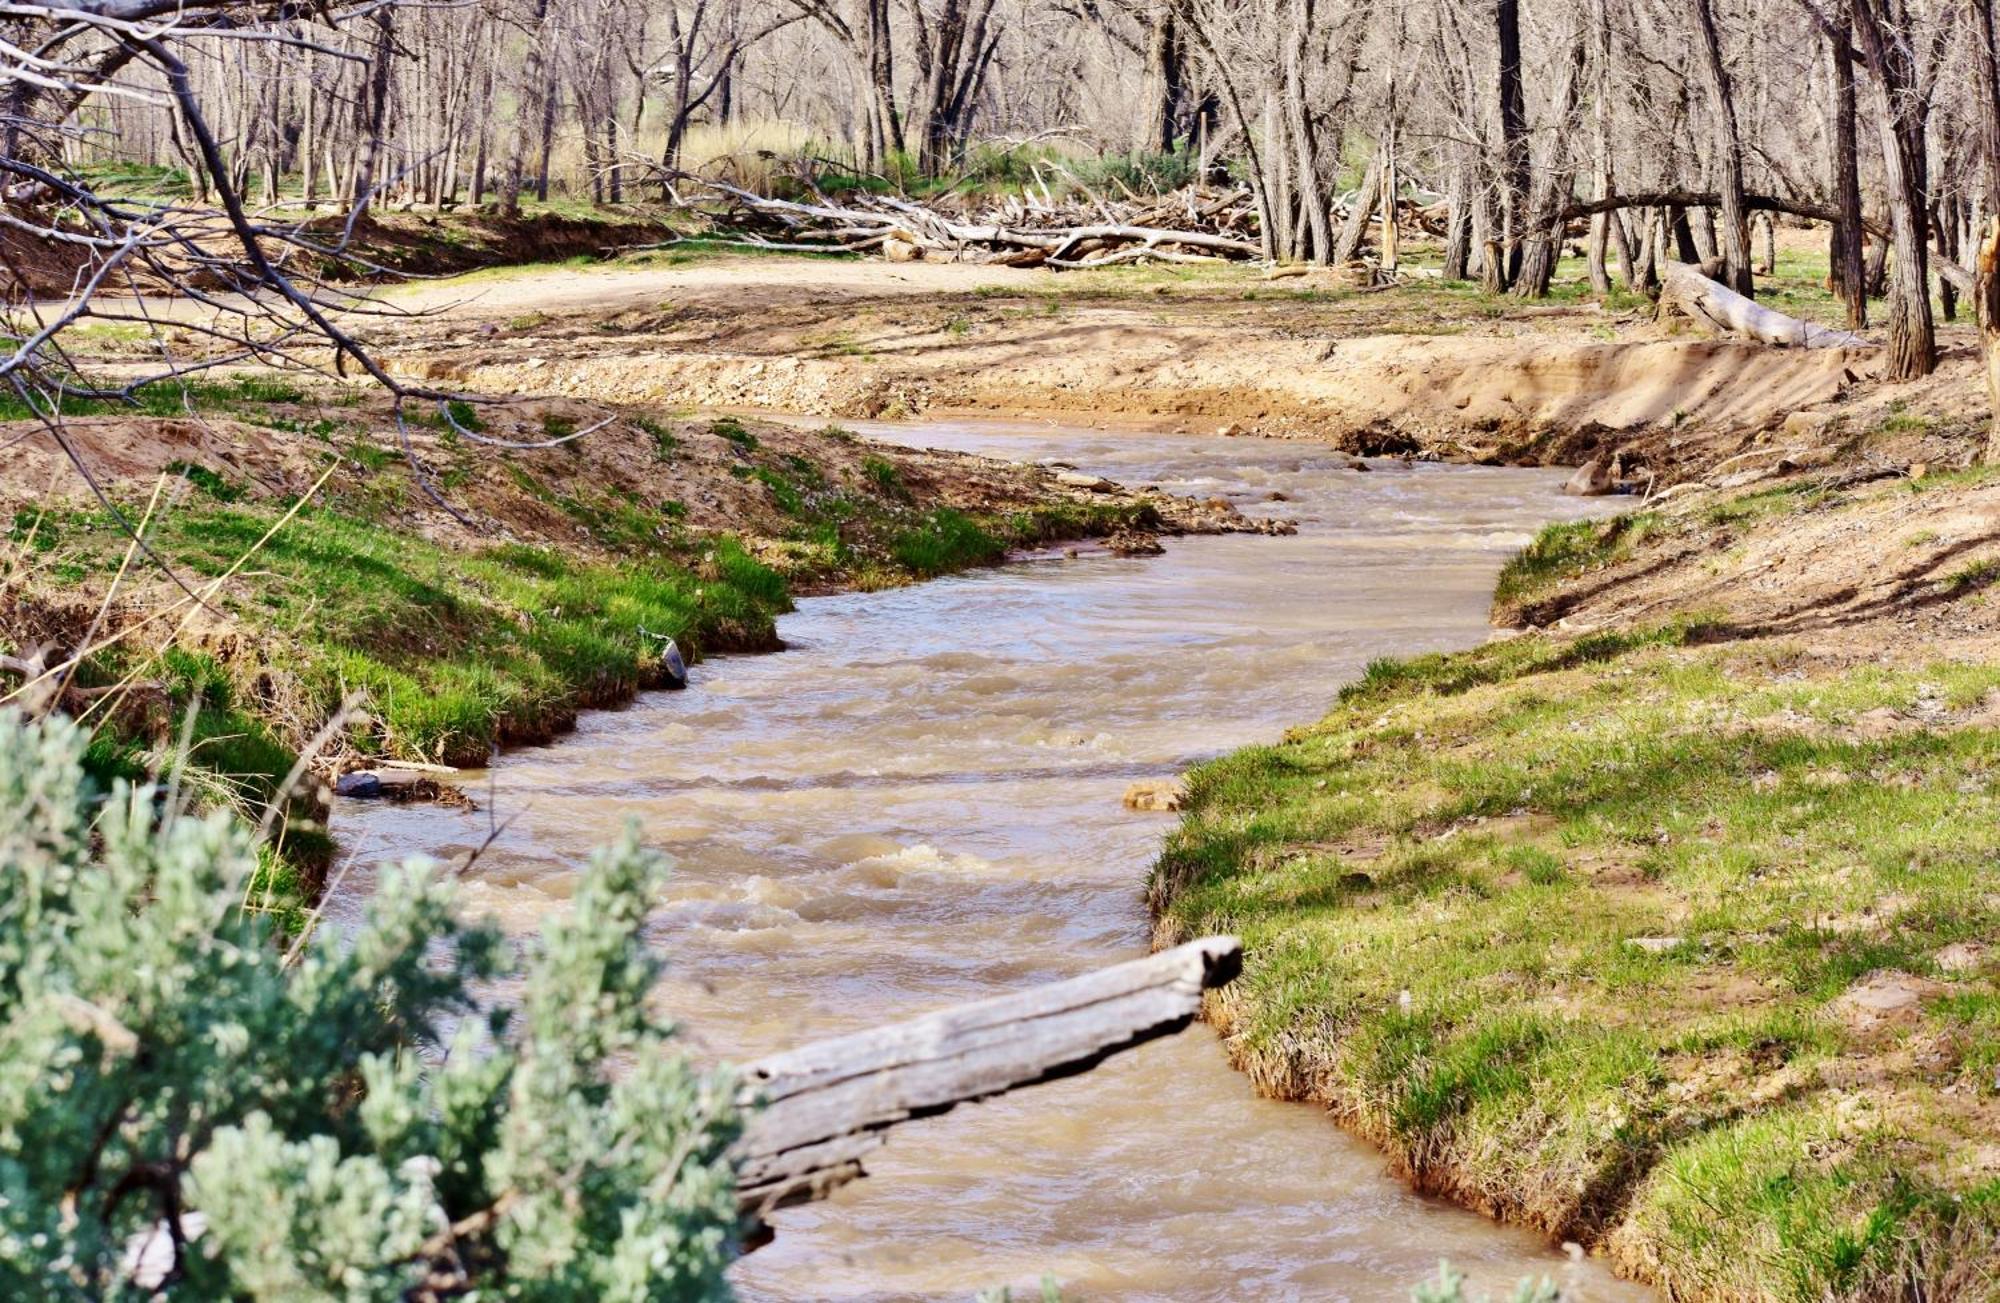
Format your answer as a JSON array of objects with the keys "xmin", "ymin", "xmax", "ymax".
[{"xmin": 0, "ymin": 710, "xmax": 740, "ymax": 1300}]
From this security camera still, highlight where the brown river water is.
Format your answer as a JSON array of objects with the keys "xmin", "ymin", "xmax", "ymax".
[{"xmin": 332, "ymin": 422, "xmax": 1649, "ymax": 1301}]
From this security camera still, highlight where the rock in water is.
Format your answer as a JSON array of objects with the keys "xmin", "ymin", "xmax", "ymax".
[
  {"xmin": 1563, "ymin": 457, "xmax": 1615, "ymax": 496},
  {"xmin": 659, "ymin": 638, "xmax": 689, "ymax": 691},
  {"xmin": 1122, "ymin": 779, "xmax": 1186, "ymax": 812},
  {"xmin": 334, "ymin": 771, "xmax": 383, "ymax": 799}
]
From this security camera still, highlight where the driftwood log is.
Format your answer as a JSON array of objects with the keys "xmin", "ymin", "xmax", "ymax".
[
  {"xmin": 732, "ymin": 935, "xmax": 1241, "ymax": 1229},
  {"xmin": 1660, "ymin": 261, "xmax": 1873, "ymax": 349},
  {"xmin": 661, "ymin": 177, "xmax": 1265, "ymax": 268}
]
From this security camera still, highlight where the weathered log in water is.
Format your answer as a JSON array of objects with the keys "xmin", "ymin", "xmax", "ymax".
[{"xmin": 733, "ymin": 935, "xmax": 1242, "ymax": 1227}]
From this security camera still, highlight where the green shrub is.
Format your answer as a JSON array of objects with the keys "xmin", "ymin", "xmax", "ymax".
[{"xmin": 0, "ymin": 710, "xmax": 741, "ymax": 1300}]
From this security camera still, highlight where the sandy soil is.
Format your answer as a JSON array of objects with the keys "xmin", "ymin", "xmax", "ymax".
[
  {"xmin": 334, "ymin": 253, "xmax": 1984, "ymax": 481},
  {"xmin": 1502, "ymin": 462, "xmax": 2000, "ymax": 666}
]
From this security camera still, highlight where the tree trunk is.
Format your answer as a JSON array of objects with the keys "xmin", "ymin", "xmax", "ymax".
[
  {"xmin": 1511, "ymin": 30, "xmax": 1587, "ymax": 298},
  {"xmin": 1848, "ymin": 0, "xmax": 1935, "ymax": 378},
  {"xmin": 502, "ymin": 0, "xmax": 552, "ymax": 218},
  {"xmin": 1968, "ymin": 0, "xmax": 2000, "ymax": 458},
  {"xmin": 349, "ymin": 8, "xmax": 394, "ymax": 216},
  {"xmin": 1663, "ymin": 260, "xmax": 1872, "ymax": 346},
  {"xmin": 1830, "ymin": 12, "xmax": 1867, "ymax": 327},
  {"xmin": 1139, "ymin": 4, "xmax": 1183, "ymax": 154},
  {"xmin": 1586, "ymin": 0, "xmax": 1614, "ymax": 296},
  {"xmin": 1442, "ymin": 164, "xmax": 1472, "ymax": 279},
  {"xmin": 1614, "ymin": 209, "xmax": 1642, "ymax": 289},
  {"xmin": 1690, "ymin": 0, "xmax": 1754, "ymax": 293},
  {"xmin": 1333, "ymin": 157, "xmax": 1381, "ymax": 263},
  {"xmin": 1495, "ymin": 0, "xmax": 1531, "ymax": 288}
]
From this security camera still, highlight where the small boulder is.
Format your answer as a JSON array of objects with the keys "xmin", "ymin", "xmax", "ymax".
[
  {"xmin": 334, "ymin": 771, "xmax": 383, "ymax": 800},
  {"xmin": 1122, "ymin": 779, "xmax": 1185, "ymax": 812},
  {"xmin": 883, "ymin": 236, "xmax": 925, "ymax": 263},
  {"xmin": 1107, "ymin": 531, "xmax": 1165, "ymax": 557},
  {"xmin": 1563, "ymin": 457, "xmax": 1615, "ymax": 496},
  {"xmin": 1055, "ymin": 470, "xmax": 1116, "ymax": 492},
  {"xmin": 1936, "ymin": 942, "xmax": 1986, "ymax": 974}
]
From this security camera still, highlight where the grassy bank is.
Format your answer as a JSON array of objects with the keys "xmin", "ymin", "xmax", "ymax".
[
  {"xmin": 1152, "ymin": 512, "xmax": 2000, "ymax": 1297},
  {"xmin": 5, "ymin": 385, "xmax": 1182, "ymax": 921}
]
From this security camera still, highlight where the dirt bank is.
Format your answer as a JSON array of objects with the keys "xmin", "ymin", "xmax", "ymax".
[{"xmin": 330, "ymin": 251, "xmax": 1989, "ymax": 481}]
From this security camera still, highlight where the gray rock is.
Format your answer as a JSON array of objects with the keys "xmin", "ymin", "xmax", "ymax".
[{"xmin": 334, "ymin": 772, "xmax": 384, "ymax": 799}]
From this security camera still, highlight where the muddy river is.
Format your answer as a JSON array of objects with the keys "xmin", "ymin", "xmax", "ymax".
[{"xmin": 334, "ymin": 423, "xmax": 1646, "ymax": 1301}]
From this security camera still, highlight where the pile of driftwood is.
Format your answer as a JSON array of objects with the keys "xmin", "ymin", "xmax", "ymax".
[{"xmin": 666, "ymin": 177, "xmax": 1265, "ymax": 268}]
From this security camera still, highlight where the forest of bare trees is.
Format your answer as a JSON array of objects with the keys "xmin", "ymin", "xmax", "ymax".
[{"xmin": 17, "ymin": 0, "xmax": 2000, "ymax": 393}]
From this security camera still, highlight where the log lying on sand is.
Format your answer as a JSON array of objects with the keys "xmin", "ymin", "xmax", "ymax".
[
  {"xmin": 732, "ymin": 935, "xmax": 1242, "ymax": 1226},
  {"xmin": 1661, "ymin": 260, "xmax": 1873, "ymax": 349}
]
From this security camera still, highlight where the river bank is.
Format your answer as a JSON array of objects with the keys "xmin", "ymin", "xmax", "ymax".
[
  {"xmin": 1150, "ymin": 461, "xmax": 2000, "ymax": 1298},
  {"xmin": 0, "ymin": 386, "xmax": 1257, "ymax": 912},
  {"xmin": 351, "ymin": 247, "xmax": 1980, "ymax": 485}
]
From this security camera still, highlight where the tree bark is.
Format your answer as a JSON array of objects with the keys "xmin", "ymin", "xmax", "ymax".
[
  {"xmin": 1139, "ymin": 3, "xmax": 1184, "ymax": 155},
  {"xmin": 1690, "ymin": 0, "xmax": 1755, "ymax": 293},
  {"xmin": 1495, "ymin": 0, "xmax": 1531, "ymax": 288},
  {"xmin": 1442, "ymin": 164, "xmax": 1472, "ymax": 279},
  {"xmin": 1968, "ymin": 0, "xmax": 2000, "ymax": 458},
  {"xmin": 1333, "ymin": 156, "xmax": 1381, "ymax": 263},
  {"xmin": 1662, "ymin": 261, "xmax": 1872, "ymax": 346},
  {"xmin": 1848, "ymin": 0, "xmax": 1936, "ymax": 378},
  {"xmin": 1830, "ymin": 11, "xmax": 1868, "ymax": 327}
]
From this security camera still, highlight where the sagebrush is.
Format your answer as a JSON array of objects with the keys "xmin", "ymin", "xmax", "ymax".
[{"xmin": 0, "ymin": 709, "xmax": 741, "ymax": 1300}]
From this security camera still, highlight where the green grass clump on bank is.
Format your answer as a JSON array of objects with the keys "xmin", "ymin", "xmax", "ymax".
[
  {"xmin": 1152, "ymin": 629, "xmax": 2000, "ymax": 1299},
  {"xmin": 1493, "ymin": 513, "xmax": 1660, "ymax": 611},
  {"xmin": 40, "ymin": 502, "xmax": 791, "ymax": 770}
]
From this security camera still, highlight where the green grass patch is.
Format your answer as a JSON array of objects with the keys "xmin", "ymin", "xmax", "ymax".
[
  {"xmin": 44, "ymin": 501, "xmax": 793, "ymax": 776},
  {"xmin": 165, "ymin": 461, "xmax": 244, "ymax": 502},
  {"xmin": 712, "ymin": 417, "xmax": 759, "ymax": 451},
  {"xmin": 1152, "ymin": 626, "xmax": 2000, "ymax": 1297},
  {"xmin": 889, "ymin": 508, "xmax": 1006, "ymax": 577},
  {"xmin": 861, "ymin": 455, "xmax": 907, "ymax": 499},
  {"xmin": 1494, "ymin": 512, "xmax": 1659, "ymax": 609}
]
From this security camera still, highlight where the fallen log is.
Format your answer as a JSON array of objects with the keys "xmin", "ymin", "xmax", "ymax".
[
  {"xmin": 1660, "ymin": 261, "xmax": 1872, "ymax": 348},
  {"xmin": 732, "ymin": 935, "xmax": 1241, "ymax": 1226},
  {"xmin": 668, "ymin": 176, "xmax": 1266, "ymax": 267}
]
